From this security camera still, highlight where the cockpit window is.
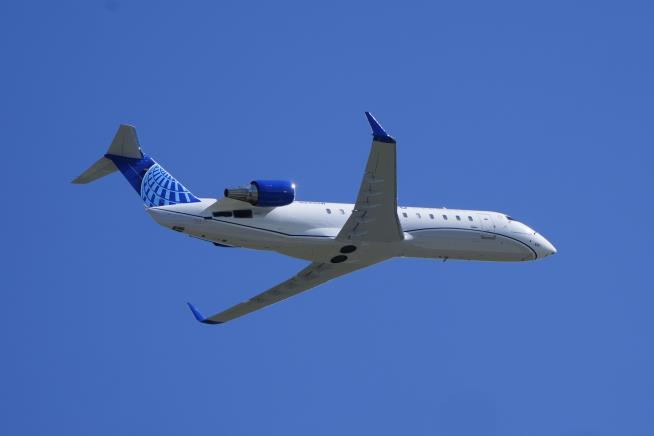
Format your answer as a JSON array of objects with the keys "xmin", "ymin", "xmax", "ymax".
[{"xmin": 506, "ymin": 216, "xmax": 515, "ymax": 221}]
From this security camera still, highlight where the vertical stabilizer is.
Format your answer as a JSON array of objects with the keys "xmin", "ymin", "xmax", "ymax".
[{"xmin": 107, "ymin": 125, "xmax": 143, "ymax": 158}]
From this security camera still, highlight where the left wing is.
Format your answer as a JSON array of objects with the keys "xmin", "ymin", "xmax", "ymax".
[
  {"xmin": 187, "ymin": 257, "xmax": 387, "ymax": 324},
  {"xmin": 336, "ymin": 112, "xmax": 403, "ymax": 243}
]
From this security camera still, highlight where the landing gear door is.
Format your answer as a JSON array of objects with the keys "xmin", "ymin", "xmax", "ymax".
[{"xmin": 479, "ymin": 213, "xmax": 496, "ymax": 239}]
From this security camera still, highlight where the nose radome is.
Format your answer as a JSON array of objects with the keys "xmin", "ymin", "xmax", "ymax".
[{"xmin": 541, "ymin": 237, "xmax": 557, "ymax": 256}]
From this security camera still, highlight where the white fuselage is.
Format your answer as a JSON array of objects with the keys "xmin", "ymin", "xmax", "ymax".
[{"xmin": 148, "ymin": 199, "xmax": 557, "ymax": 262}]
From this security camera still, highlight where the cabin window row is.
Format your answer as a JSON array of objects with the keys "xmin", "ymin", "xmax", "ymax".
[
  {"xmin": 212, "ymin": 208, "xmax": 474, "ymax": 222},
  {"xmin": 325, "ymin": 208, "xmax": 349, "ymax": 215},
  {"xmin": 401, "ymin": 212, "xmax": 475, "ymax": 222}
]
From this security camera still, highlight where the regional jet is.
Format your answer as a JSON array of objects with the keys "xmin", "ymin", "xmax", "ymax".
[{"xmin": 73, "ymin": 113, "xmax": 556, "ymax": 324}]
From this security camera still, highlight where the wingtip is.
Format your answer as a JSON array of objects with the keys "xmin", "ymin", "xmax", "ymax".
[
  {"xmin": 364, "ymin": 112, "xmax": 395, "ymax": 143},
  {"xmin": 186, "ymin": 302, "xmax": 223, "ymax": 325},
  {"xmin": 187, "ymin": 302, "xmax": 206, "ymax": 322}
]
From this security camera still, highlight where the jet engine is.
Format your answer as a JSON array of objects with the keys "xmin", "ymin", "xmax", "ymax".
[{"xmin": 224, "ymin": 180, "xmax": 295, "ymax": 207}]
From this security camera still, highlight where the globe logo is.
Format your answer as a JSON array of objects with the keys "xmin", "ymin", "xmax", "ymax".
[{"xmin": 140, "ymin": 163, "xmax": 199, "ymax": 207}]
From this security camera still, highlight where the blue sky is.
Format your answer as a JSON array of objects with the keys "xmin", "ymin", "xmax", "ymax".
[{"xmin": 2, "ymin": 1, "xmax": 653, "ymax": 435}]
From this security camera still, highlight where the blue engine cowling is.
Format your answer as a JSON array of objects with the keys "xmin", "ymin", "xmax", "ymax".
[
  {"xmin": 252, "ymin": 180, "xmax": 295, "ymax": 206},
  {"xmin": 224, "ymin": 179, "xmax": 295, "ymax": 207}
]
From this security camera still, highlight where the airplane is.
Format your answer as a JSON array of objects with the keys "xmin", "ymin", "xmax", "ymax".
[{"xmin": 73, "ymin": 112, "xmax": 556, "ymax": 324}]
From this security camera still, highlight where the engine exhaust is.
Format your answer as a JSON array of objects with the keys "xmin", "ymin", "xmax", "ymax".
[{"xmin": 224, "ymin": 183, "xmax": 259, "ymax": 205}]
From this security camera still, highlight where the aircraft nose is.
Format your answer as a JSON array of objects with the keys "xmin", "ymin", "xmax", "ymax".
[{"xmin": 540, "ymin": 236, "xmax": 557, "ymax": 257}]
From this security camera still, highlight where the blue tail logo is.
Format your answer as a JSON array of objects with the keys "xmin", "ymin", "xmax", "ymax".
[
  {"xmin": 72, "ymin": 125, "xmax": 201, "ymax": 207},
  {"xmin": 106, "ymin": 154, "xmax": 200, "ymax": 207},
  {"xmin": 140, "ymin": 162, "xmax": 199, "ymax": 206}
]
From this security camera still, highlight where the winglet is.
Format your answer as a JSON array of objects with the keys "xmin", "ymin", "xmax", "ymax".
[
  {"xmin": 365, "ymin": 112, "xmax": 395, "ymax": 143},
  {"xmin": 186, "ymin": 302, "xmax": 222, "ymax": 324}
]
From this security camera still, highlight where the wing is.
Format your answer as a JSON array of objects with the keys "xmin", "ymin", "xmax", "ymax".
[
  {"xmin": 336, "ymin": 112, "xmax": 404, "ymax": 243},
  {"xmin": 187, "ymin": 257, "xmax": 385, "ymax": 324}
]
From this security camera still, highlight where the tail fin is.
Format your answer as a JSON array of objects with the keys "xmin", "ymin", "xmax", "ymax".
[
  {"xmin": 72, "ymin": 125, "xmax": 140, "ymax": 184},
  {"xmin": 72, "ymin": 125, "xmax": 200, "ymax": 207}
]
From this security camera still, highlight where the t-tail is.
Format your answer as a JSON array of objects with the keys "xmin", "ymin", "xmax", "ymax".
[{"xmin": 72, "ymin": 125, "xmax": 200, "ymax": 207}]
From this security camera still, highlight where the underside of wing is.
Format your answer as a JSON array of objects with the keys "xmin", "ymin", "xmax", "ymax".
[
  {"xmin": 337, "ymin": 112, "xmax": 403, "ymax": 243},
  {"xmin": 187, "ymin": 257, "xmax": 386, "ymax": 324}
]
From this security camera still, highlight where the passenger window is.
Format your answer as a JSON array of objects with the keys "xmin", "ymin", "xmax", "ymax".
[
  {"xmin": 442, "ymin": 215, "xmax": 448, "ymax": 220},
  {"xmin": 339, "ymin": 209, "xmax": 345, "ymax": 215},
  {"xmin": 429, "ymin": 214, "xmax": 434, "ymax": 219},
  {"xmin": 456, "ymin": 215, "xmax": 461, "ymax": 221},
  {"xmin": 212, "ymin": 211, "xmax": 233, "ymax": 217},
  {"xmin": 468, "ymin": 216, "xmax": 473, "ymax": 221},
  {"xmin": 402, "ymin": 212, "xmax": 408, "ymax": 218},
  {"xmin": 416, "ymin": 213, "xmax": 421, "ymax": 219},
  {"xmin": 233, "ymin": 210, "xmax": 253, "ymax": 218},
  {"xmin": 326, "ymin": 208, "xmax": 332, "ymax": 214}
]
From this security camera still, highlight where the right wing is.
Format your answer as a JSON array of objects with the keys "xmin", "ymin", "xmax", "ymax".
[{"xmin": 187, "ymin": 257, "xmax": 386, "ymax": 324}]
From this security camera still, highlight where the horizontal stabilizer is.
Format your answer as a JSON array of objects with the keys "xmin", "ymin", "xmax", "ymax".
[{"xmin": 72, "ymin": 156, "xmax": 117, "ymax": 184}]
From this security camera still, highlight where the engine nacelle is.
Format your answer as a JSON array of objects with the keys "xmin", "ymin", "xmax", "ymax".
[{"xmin": 224, "ymin": 180, "xmax": 295, "ymax": 207}]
